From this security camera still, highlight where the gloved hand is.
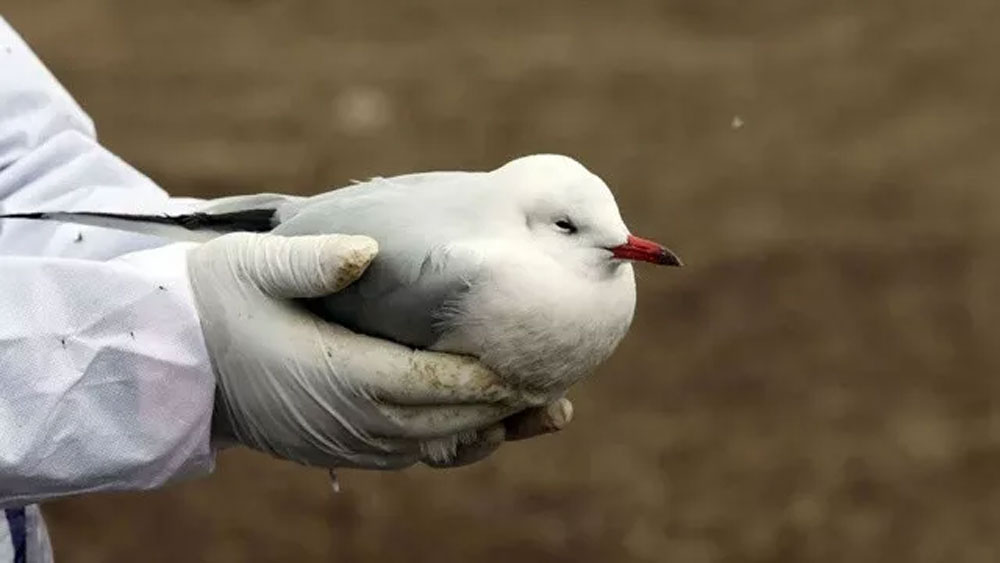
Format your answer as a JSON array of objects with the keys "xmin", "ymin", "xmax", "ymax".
[{"xmin": 186, "ymin": 232, "xmax": 572, "ymax": 469}]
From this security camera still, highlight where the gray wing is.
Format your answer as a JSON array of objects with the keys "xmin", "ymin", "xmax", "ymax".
[
  {"xmin": 276, "ymin": 171, "xmax": 486, "ymax": 220},
  {"xmin": 311, "ymin": 242, "xmax": 485, "ymax": 348},
  {"xmin": 196, "ymin": 192, "xmax": 305, "ymax": 216},
  {"xmin": 272, "ymin": 172, "xmax": 491, "ymax": 348}
]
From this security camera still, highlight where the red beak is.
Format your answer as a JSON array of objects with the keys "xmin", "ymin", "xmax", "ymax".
[{"xmin": 610, "ymin": 235, "xmax": 683, "ymax": 266}]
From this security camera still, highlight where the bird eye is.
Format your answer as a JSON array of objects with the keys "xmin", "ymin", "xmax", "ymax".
[{"xmin": 555, "ymin": 219, "xmax": 577, "ymax": 234}]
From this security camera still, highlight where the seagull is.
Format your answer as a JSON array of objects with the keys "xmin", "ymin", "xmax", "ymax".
[{"xmin": 0, "ymin": 154, "xmax": 681, "ymax": 401}]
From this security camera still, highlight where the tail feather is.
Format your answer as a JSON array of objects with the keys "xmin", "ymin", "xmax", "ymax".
[{"xmin": 0, "ymin": 209, "xmax": 278, "ymax": 242}]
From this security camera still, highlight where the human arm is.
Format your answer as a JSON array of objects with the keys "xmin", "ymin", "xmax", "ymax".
[{"xmin": 0, "ymin": 245, "xmax": 213, "ymax": 508}]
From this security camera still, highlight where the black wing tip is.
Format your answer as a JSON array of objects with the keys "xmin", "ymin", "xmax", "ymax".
[
  {"xmin": 179, "ymin": 209, "xmax": 277, "ymax": 232},
  {"xmin": 124, "ymin": 209, "xmax": 279, "ymax": 232},
  {"xmin": 0, "ymin": 212, "xmax": 49, "ymax": 220}
]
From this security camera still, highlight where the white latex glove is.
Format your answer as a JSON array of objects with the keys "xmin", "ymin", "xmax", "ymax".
[{"xmin": 187, "ymin": 232, "xmax": 572, "ymax": 469}]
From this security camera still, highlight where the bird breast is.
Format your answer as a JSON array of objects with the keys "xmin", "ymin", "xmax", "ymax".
[{"xmin": 431, "ymin": 256, "xmax": 637, "ymax": 397}]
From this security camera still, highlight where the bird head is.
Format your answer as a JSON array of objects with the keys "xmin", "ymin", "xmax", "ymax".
[{"xmin": 494, "ymin": 154, "xmax": 682, "ymax": 276}]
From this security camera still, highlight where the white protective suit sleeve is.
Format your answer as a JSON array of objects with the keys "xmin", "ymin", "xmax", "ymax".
[{"xmin": 0, "ymin": 15, "xmax": 216, "ymax": 511}]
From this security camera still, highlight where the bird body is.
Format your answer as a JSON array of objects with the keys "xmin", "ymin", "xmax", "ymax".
[{"xmin": 1, "ymin": 154, "xmax": 680, "ymax": 398}]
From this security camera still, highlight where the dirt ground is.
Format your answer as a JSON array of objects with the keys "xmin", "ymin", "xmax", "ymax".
[{"xmin": 5, "ymin": 1, "xmax": 1000, "ymax": 561}]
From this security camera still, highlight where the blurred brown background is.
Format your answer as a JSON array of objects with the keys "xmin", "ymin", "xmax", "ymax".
[{"xmin": 6, "ymin": 1, "xmax": 1000, "ymax": 561}]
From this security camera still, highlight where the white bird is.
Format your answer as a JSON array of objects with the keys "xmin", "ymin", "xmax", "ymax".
[{"xmin": 1, "ymin": 154, "xmax": 681, "ymax": 399}]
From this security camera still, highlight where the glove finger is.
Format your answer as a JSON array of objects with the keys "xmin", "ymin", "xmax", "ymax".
[
  {"xmin": 315, "ymin": 323, "xmax": 537, "ymax": 406},
  {"xmin": 326, "ymin": 450, "xmax": 422, "ymax": 470},
  {"xmin": 376, "ymin": 402, "xmax": 519, "ymax": 439},
  {"xmin": 240, "ymin": 233, "xmax": 378, "ymax": 299},
  {"xmin": 373, "ymin": 348, "xmax": 516, "ymax": 404},
  {"xmin": 276, "ymin": 433, "xmax": 424, "ymax": 469},
  {"xmin": 419, "ymin": 400, "xmax": 574, "ymax": 468},
  {"xmin": 422, "ymin": 424, "xmax": 506, "ymax": 468},
  {"xmin": 503, "ymin": 398, "xmax": 574, "ymax": 441}
]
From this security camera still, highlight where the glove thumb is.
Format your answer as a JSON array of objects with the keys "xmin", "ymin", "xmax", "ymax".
[{"xmin": 235, "ymin": 233, "xmax": 378, "ymax": 299}]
